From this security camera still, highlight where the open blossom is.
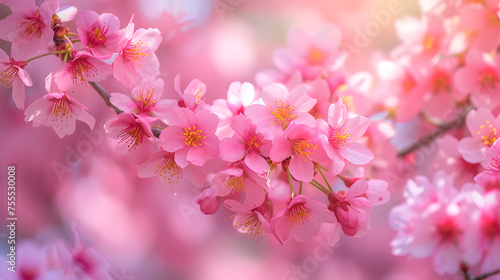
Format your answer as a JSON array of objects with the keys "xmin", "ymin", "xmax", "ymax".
[
  {"xmin": 77, "ymin": 10, "xmax": 125, "ymax": 59},
  {"xmin": 0, "ymin": 0, "xmax": 55, "ymax": 58},
  {"xmin": 212, "ymin": 164, "xmax": 267, "ymax": 208},
  {"xmin": 0, "ymin": 48, "xmax": 32, "ymax": 109},
  {"xmin": 48, "ymin": 50, "xmax": 113, "ymax": 91},
  {"xmin": 159, "ymin": 107, "xmax": 219, "ymax": 167},
  {"xmin": 24, "ymin": 92, "xmax": 95, "ymax": 138},
  {"xmin": 458, "ymin": 108, "xmax": 500, "ymax": 163},
  {"xmin": 225, "ymin": 199, "xmax": 279, "ymax": 244},
  {"xmin": 475, "ymin": 140, "xmax": 500, "ymax": 191},
  {"xmin": 104, "ymin": 112, "xmax": 154, "ymax": 155},
  {"xmin": 458, "ymin": 0, "xmax": 500, "ymax": 52},
  {"xmin": 328, "ymin": 179, "xmax": 372, "ymax": 236},
  {"xmin": 113, "ymin": 17, "xmax": 162, "ymax": 88},
  {"xmin": 110, "ymin": 77, "xmax": 176, "ymax": 117},
  {"xmin": 56, "ymin": 227, "xmax": 112, "ymax": 280},
  {"xmin": 271, "ymin": 195, "xmax": 336, "ymax": 242},
  {"xmin": 245, "ymin": 83, "xmax": 316, "ymax": 138},
  {"xmin": 318, "ymin": 99, "xmax": 373, "ymax": 175},
  {"xmin": 270, "ymin": 124, "xmax": 328, "ymax": 182},
  {"xmin": 453, "ymin": 50, "xmax": 500, "ymax": 108},
  {"xmin": 138, "ymin": 148, "xmax": 206, "ymax": 193},
  {"xmin": 219, "ymin": 115, "xmax": 271, "ymax": 174}
]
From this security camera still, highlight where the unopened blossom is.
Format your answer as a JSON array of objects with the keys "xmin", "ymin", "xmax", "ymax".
[
  {"xmin": 458, "ymin": 108, "xmax": 500, "ymax": 163},
  {"xmin": 270, "ymin": 123, "xmax": 328, "ymax": 182},
  {"xmin": 328, "ymin": 179, "xmax": 372, "ymax": 236},
  {"xmin": 113, "ymin": 17, "xmax": 162, "ymax": 88},
  {"xmin": 271, "ymin": 195, "xmax": 336, "ymax": 242},
  {"xmin": 159, "ymin": 107, "xmax": 219, "ymax": 167},
  {"xmin": 196, "ymin": 186, "xmax": 222, "ymax": 215},
  {"xmin": 0, "ymin": 0, "xmax": 55, "ymax": 58},
  {"xmin": 318, "ymin": 99, "xmax": 373, "ymax": 175},
  {"xmin": 245, "ymin": 83, "xmax": 316, "ymax": 138},
  {"xmin": 77, "ymin": 10, "xmax": 125, "ymax": 59},
  {"xmin": 24, "ymin": 92, "xmax": 95, "ymax": 138},
  {"xmin": 0, "ymin": 48, "xmax": 32, "ymax": 109}
]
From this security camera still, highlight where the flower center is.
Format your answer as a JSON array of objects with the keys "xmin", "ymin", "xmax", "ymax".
[
  {"xmin": 437, "ymin": 218, "xmax": 460, "ymax": 241},
  {"xmin": 423, "ymin": 35, "xmax": 435, "ymax": 51},
  {"xmin": 89, "ymin": 26, "xmax": 109, "ymax": 46},
  {"xmin": 289, "ymin": 203, "xmax": 310, "ymax": 229},
  {"xmin": 330, "ymin": 125, "xmax": 352, "ymax": 148},
  {"xmin": 481, "ymin": 215, "xmax": 500, "ymax": 238},
  {"xmin": 135, "ymin": 87, "xmax": 157, "ymax": 111},
  {"xmin": 271, "ymin": 100, "xmax": 297, "ymax": 130},
  {"xmin": 19, "ymin": 267, "xmax": 38, "ymax": 280},
  {"xmin": 480, "ymin": 70, "xmax": 498, "ymax": 89},
  {"xmin": 0, "ymin": 63, "xmax": 20, "ymax": 87},
  {"xmin": 308, "ymin": 47, "xmax": 327, "ymax": 65},
  {"xmin": 432, "ymin": 70, "xmax": 450, "ymax": 93},
  {"xmin": 476, "ymin": 120, "xmax": 498, "ymax": 146},
  {"xmin": 71, "ymin": 57, "xmax": 98, "ymax": 84},
  {"xmin": 155, "ymin": 157, "xmax": 182, "ymax": 184},
  {"xmin": 118, "ymin": 124, "xmax": 145, "ymax": 151},
  {"xmin": 184, "ymin": 126, "xmax": 205, "ymax": 146},
  {"xmin": 51, "ymin": 96, "xmax": 71, "ymax": 117},
  {"xmin": 235, "ymin": 213, "xmax": 263, "ymax": 241},
  {"xmin": 225, "ymin": 176, "xmax": 246, "ymax": 193},
  {"xmin": 486, "ymin": 156, "xmax": 500, "ymax": 176},
  {"xmin": 246, "ymin": 133, "xmax": 264, "ymax": 151},
  {"xmin": 292, "ymin": 139, "xmax": 317, "ymax": 161},
  {"xmin": 124, "ymin": 40, "xmax": 150, "ymax": 65},
  {"xmin": 17, "ymin": 9, "xmax": 44, "ymax": 40}
]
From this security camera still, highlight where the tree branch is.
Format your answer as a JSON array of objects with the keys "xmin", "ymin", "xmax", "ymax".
[
  {"xmin": 474, "ymin": 269, "xmax": 500, "ymax": 280},
  {"xmin": 397, "ymin": 108, "xmax": 471, "ymax": 157},
  {"xmin": 89, "ymin": 81, "xmax": 163, "ymax": 137}
]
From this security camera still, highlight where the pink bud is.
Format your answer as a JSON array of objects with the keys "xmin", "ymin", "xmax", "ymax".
[{"xmin": 196, "ymin": 187, "xmax": 221, "ymax": 215}]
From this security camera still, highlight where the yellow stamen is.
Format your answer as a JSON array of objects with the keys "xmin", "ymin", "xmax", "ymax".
[{"xmin": 184, "ymin": 126, "xmax": 205, "ymax": 146}]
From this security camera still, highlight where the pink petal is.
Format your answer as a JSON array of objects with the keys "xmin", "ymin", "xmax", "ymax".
[
  {"xmin": 244, "ymin": 152, "xmax": 270, "ymax": 174},
  {"xmin": 289, "ymin": 156, "xmax": 314, "ymax": 182},
  {"xmin": 219, "ymin": 138, "xmax": 246, "ymax": 162},
  {"xmin": 338, "ymin": 142, "xmax": 374, "ymax": 165},
  {"xmin": 458, "ymin": 137, "xmax": 486, "ymax": 163},
  {"xmin": 160, "ymin": 126, "xmax": 186, "ymax": 152},
  {"xmin": 269, "ymin": 135, "xmax": 292, "ymax": 162}
]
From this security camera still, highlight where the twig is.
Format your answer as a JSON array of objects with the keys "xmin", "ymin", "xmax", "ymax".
[
  {"xmin": 397, "ymin": 107, "xmax": 471, "ymax": 157},
  {"xmin": 89, "ymin": 81, "xmax": 163, "ymax": 137},
  {"xmin": 474, "ymin": 269, "xmax": 500, "ymax": 280}
]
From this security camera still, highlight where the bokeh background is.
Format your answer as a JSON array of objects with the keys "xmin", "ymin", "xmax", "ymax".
[{"xmin": 0, "ymin": 0, "xmax": 464, "ymax": 279}]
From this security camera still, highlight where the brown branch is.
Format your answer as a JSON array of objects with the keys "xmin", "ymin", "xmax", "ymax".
[
  {"xmin": 397, "ymin": 107, "xmax": 471, "ymax": 157},
  {"xmin": 474, "ymin": 269, "xmax": 500, "ymax": 280},
  {"xmin": 89, "ymin": 81, "xmax": 163, "ymax": 137}
]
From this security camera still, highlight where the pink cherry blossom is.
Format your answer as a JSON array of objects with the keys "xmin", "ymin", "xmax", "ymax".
[
  {"xmin": 55, "ymin": 227, "xmax": 112, "ymax": 280},
  {"xmin": 173, "ymin": 74, "xmax": 207, "ymax": 111},
  {"xmin": 48, "ymin": 50, "xmax": 113, "ymax": 91},
  {"xmin": 110, "ymin": 77, "xmax": 176, "ymax": 118},
  {"xmin": 104, "ymin": 112, "xmax": 154, "ymax": 155},
  {"xmin": 225, "ymin": 199, "xmax": 280, "ymax": 244},
  {"xmin": 113, "ymin": 17, "xmax": 162, "ymax": 88},
  {"xmin": 327, "ymin": 179, "xmax": 372, "ymax": 236},
  {"xmin": 212, "ymin": 164, "xmax": 266, "ymax": 208},
  {"xmin": 24, "ymin": 92, "xmax": 95, "ymax": 138},
  {"xmin": 475, "ymin": 140, "xmax": 500, "ymax": 191},
  {"xmin": 271, "ymin": 195, "xmax": 336, "ymax": 242},
  {"xmin": 0, "ymin": 0, "xmax": 55, "ymax": 58},
  {"xmin": 0, "ymin": 48, "xmax": 32, "ymax": 109},
  {"xmin": 219, "ymin": 115, "xmax": 271, "ymax": 174},
  {"xmin": 196, "ymin": 186, "xmax": 222, "ymax": 215},
  {"xmin": 318, "ymin": 99, "xmax": 373, "ymax": 175},
  {"xmin": 245, "ymin": 83, "xmax": 316, "ymax": 138},
  {"xmin": 159, "ymin": 107, "xmax": 219, "ymax": 167},
  {"xmin": 270, "ymin": 123, "xmax": 327, "ymax": 182},
  {"xmin": 77, "ymin": 10, "xmax": 125, "ymax": 59},
  {"xmin": 458, "ymin": 0, "xmax": 500, "ymax": 52},
  {"xmin": 458, "ymin": 108, "xmax": 500, "ymax": 163},
  {"xmin": 453, "ymin": 50, "xmax": 500, "ymax": 108},
  {"xmin": 138, "ymin": 148, "xmax": 207, "ymax": 193}
]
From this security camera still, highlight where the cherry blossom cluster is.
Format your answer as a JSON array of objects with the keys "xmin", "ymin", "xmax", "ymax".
[
  {"xmin": 1, "ymin": 227, "xmax": 116, "ymax": 280},
  {"xmin": 0, "ymin": 0, "xmax": 390, "ymax": 247},
  {"xmin": 384, "ymin": 0, "xmax": 500, "ymax": 277}
]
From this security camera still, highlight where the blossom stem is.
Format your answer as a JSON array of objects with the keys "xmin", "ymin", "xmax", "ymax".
[
  {"xmin": 299, "ymin": 181, "xmax": 303, "ymax": 194},
  {"xmin": 25, "ymin": 51, "xmax": 66, "ymax": 63},
  {"xmin": 63, "ymin": 34, "xmax": 75, "ymax": 49},
  {"xmin": 397, "ymin": 107, "xmax": 471, "ymax": 157},
  {"xmin": 317, "ymin": 168, "xmax": 332, "ymax": 191},
  {"xmin": 286, "ymin": 167, "xmax": 295, "ymax": 197},
  {"xmin": 88, "ymin": 81, "xmax": 163, "ymax": 138},
  {"xmin": 311, "ymin": 179, "xmax": 330, "ymax": 195}
]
